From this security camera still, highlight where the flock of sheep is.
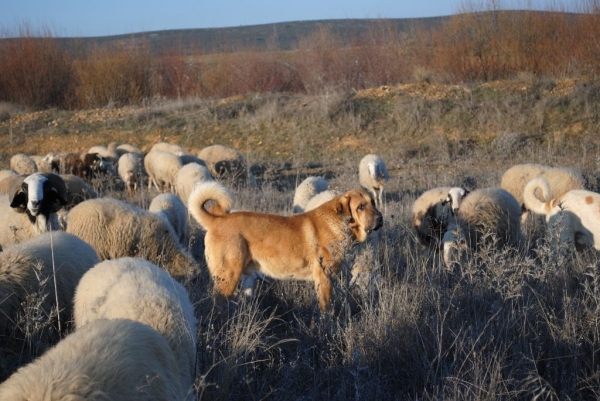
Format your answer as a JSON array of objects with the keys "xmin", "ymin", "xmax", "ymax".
[
  {"xmin": 411, "ymin": 163, "xmax": 594, "ymax": 268},
  {"xmin": 0, "ymin": 138, "xmax": 596, "ymax": 398}
]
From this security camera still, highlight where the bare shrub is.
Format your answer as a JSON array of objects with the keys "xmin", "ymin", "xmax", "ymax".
[{"xmin": 0, "ymin": 25, "xmax": 75, "ymax": 109}]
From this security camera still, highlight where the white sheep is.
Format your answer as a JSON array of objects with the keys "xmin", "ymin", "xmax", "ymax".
[
  {"xmin": 175, "ymin": 162, "xmax": 214, "ymax": 206},
  {"xmin": 359, "ymin": 154, "xmax": 389, "ymax": 209},
  {"xmin": 149, "ymin": 192, "xmax": 188, "ymax": 245},
  {"xmin": 116, "ymin": 142, "xmax": 143, "ymax": 155},
  {"xmin": 198, "ymin": 144, "xmax": 255, "ymax": 186},
  {"xmin": 292, "ymin": 176, "xmax": 329, "ymax": 213},
  {"xmin": 144, "ymin": 150, "xmax": 183, "ymax": 192},
  {"xmin": 411, "ymin": 187, "xmax": 453, "ymax": 248},
  {"xmin": 65, "ymin": 197, "xmax": 200, "ymax": 280},
  {"xmin": 500, "ymin": 163, "xmax": 584, "ymax": 215},
  {"xmin": 118, "ymin": 152, "xmax": 144, "ymax": 193},
  {"xmin": 74, "ymin": 257, "xmax": 198, "ymax": 395},
  {"xmin": 0, "ymin": 173, "xmax": 68, "ymax": 246},
  {"xmin": 441, "ymin": 187, "xmax": 522, "ymax": 268},
  {"xmin": 29, "ymin": 153, "xmax": 57, "ymax": 174},
  {"xmin": 523, "ymin": 177, "xmax": 600, "ymax": 252},
  {"xmin": 60, "ymin": 174, "xmax": 98, "ymax": 207},
  {"xmin": 0, "ymin": 231, "xmax": 99, "ymax": 336},
  {"xmin": 10, "ymin": 153, "xmax": 37, "ymax": 175},
  {"xmin": 180, "ymin": 153, "xmax": 207, "ymax": 166},
  {"xmin": 88, "ymin": 145, "xmax": 119, "ymax": 164},
  {"xmin": 0, "ymin": 318, "xmax": 186, "ymax": 400},
  {"xmin": 151, "ymin": 141, "xmax": 186, "ymax": 156}
]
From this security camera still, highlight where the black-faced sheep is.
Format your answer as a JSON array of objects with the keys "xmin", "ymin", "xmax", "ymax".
[
  {"xmin": 10, "ymin": 154, "xmax": 37, "ymax": 175},
  {"xmin": 292, "ymin": 176, "xmax": 329, "ymax": 213},
  {"xmin": 149, "ymin": 192, "xmax": 188, "ymax": 246},
  {"xmin": 117, "ymin": 152, "xmax": 144, "ymax": 193},
  {"xmin": 144, "ymin": 150, "xmax": 183, "ymax": 192},
  {"xmin": 411, "ymin": 187, "xmax": 453, "ymax": 248},
  {"xmin": 198, "ymin": 144, "xmax": 255, "ymax": 186},
  {"xmin": 0, "ymin": 318, "xmax": 186, "ymax": 401},
  {"xmin": 0, "ymin": 231, "xmax": 99, "ymax": 337},
  {"xmin": 500, "ymin": 163, "xmax": 585, "ymax": 215},
  {"xmin": 441, "ymin": 187, "xmax": 522, "ymax": 268},
  {"xmin": 65, "ymin": 197, "xmax": 200, "ymax": 281},
  {"xmin": 0, "ymin": 173, "xmax": 67, "ymax": 246},
  {"xmin": 359, "ymin": 154, "xmax": 389, "ymax": 209},
  {"xmin": 175, "ymin": 162, "xmax": 214, "ymax": 206},
  {"xmin": 523, "ymin": 177, "xmax": 600, "ymax": 252},
  {"xmin": 74, "ymin": 257, "xmax": 198, "ymax": 395}
]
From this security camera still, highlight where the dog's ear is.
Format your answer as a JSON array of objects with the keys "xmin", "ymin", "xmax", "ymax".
[{"xmin": 336, "ymin": 194, "xmax": 351, "ymax": 216}]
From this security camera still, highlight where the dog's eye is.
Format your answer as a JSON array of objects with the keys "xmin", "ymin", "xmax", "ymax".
[{"xmin": 358, "ymin": 204, "xmax": 365, "ymax": 211}]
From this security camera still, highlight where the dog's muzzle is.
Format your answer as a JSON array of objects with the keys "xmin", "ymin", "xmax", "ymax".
[{"xmin": 373, "ymin": 212, "xmax": 383, "ymax": 231}]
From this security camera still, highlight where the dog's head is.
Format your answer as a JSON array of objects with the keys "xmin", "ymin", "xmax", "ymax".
[{"xmin": 336, "ymin": 189, "xmax": 383, "ymax": 242}]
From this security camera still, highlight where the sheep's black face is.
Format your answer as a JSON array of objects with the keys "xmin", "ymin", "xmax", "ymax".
[{"xmin": 10, "ymin": 173, "xmax": 66, "ymax": 218}]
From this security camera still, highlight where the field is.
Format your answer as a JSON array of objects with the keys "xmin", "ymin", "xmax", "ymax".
[{"xmin": 2, "ymin": 74, "xmax": 600, "ymax": 399}]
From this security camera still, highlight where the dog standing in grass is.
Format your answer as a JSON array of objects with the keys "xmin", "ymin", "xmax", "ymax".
[{"xmin": 188, "ymin": 181, "xmax": 383, "ymax": 312}]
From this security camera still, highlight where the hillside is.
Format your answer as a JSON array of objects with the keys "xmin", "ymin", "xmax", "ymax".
[{"xmin": 50, "ymin": 17, "xmax": 448, "ymax": 55}]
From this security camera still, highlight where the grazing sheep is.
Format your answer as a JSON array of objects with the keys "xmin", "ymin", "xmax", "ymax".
[
  {"xmin": 144, "ymin": 150, "xmax": 183, "ymax": 192},
  {"xmin": 149, "ymin": 192, "xmax": 188, "ymax": 245},
  {"xmin": 305, "ymin": 189, "xmax": 381, "ymax": 291},
  {"xmin": 74, "ymin": 257, "xmax": 198, "ymax": 395},
  {"xmin": 88, "ymin": 145, "xmax": 119, "ymax": 164},
  {"xmin": 500, "ymin": 163, "xmax": 584, "ymax": 214},
  {"xmin": 60, "ymin": 174, "xmax": 98, "ymax": 207},
  {"xmin": 411, "ymin": 187, "xmax": 453, "ymax": 247},
  {"xmin": 198, "ymin": 144, "xmax": 255, "ymax": 186},
  {"xmin": 441, "ymin": 187, "xmax": 522, "ymax": 268},
  {"xmin": 523, "ymin": 177, "xmax": 600, "ymax": 252},
  {"xmin": 293, "ymin": 176, "xmax": 329, "ymax": 213},
  {"xmin": 56, "ymin": 152, "xmax": 109, "ymax": 180},
  {"xmin": 0, "ymin": 173, "xmax": 67, "ymax": 246},
  {"xmin": 0, "ymin": 231, "xmax": 99, "ymax": 336},
  {"xmin": 10, "ymin": 154, "xmax": 37, "ymax": 175},
  {"xmin": 116, "ymin": 142, "xmax": 143, "ymax": 155},
  {"xmin": 151, "ymin": 141, "xmax": 186, "ymax": 156},
  {"xmin": 359, "ymin": 154, "xmax": 389, "ymax": 209},
  {"xmin": 118, "ymin": 152, "xmax": 144, "ymax": 193},
  {"xmin": 0, "ymin": 318, "xmax": 185, "ymax": 401},
  {"xmin": 66, "ymin": 197, "xmax": 200, "ymax": 280},
  {"xmin": 175, "ymin": 162, "xmax": 214, "ymax": 206}
]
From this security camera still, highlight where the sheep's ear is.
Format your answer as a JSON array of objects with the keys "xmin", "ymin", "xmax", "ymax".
[
  {"xmin": 9, "ymin": 191, "xmax": 28, "ymax": 213},
  {"xmin": 45, "ymin": 174, "xmax": 68, "ymax": 212}
]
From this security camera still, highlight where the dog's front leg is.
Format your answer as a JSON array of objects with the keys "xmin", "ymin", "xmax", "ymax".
[{"xmin": 313, "ymin": 254, "xmax": 339, "ymax": 313}]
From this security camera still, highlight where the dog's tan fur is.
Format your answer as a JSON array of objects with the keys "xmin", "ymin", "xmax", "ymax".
[
  {"xmin": 188, "ymin": 181, "xmax": 383, "ymax": 312},
  {"xmin": 524, "ymin": 177, "xmax": 600, "ymax": 251}
]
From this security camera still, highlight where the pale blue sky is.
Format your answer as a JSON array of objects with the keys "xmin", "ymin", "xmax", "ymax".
[
  {"xmin": 0, "ymin": 1, "xmax": 462, "ymax": 37},
  {"xmin": 1, "ymin": 1, "xmax": 564, "ymax": 38}
]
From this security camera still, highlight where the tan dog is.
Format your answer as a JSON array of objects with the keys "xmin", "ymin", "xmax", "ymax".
[
  {"xmin": 188, "ymin": 181, "xmax": 383, "ymax": 312},
  {"xmin": 524, "ymin": 177, "xmax": 600, "ymax": 251}
]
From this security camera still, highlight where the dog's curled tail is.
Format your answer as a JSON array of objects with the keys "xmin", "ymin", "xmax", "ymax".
[
  {"xmin": 523, "ymin": 177, "xmax": 552, "ymax": 216},
  {"xmin": 188, "ymin": 181, "xmax": 234, "ymax": 229}
]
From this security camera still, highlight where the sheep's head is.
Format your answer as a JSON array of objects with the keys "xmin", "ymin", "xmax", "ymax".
[
  {"xmin": 9, "ymin": 173, "xmax": 68, "ymax": 217},
  {"xmin": 443, "ymin": 187, "xmax": 469, "ymax": 215}
]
